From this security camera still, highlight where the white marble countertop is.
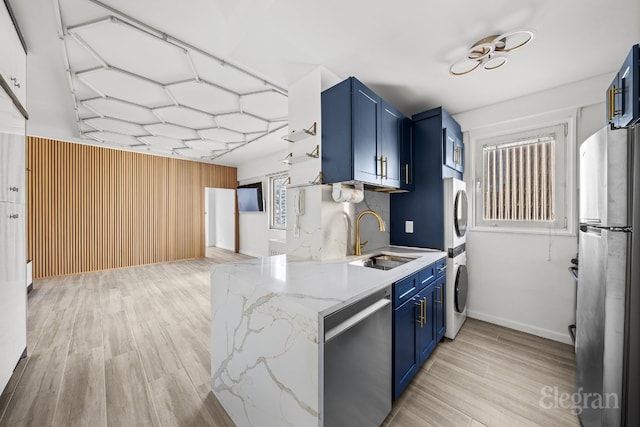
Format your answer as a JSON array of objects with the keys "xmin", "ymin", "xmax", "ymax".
[{"xmin": 211, "ymin": 245, "xmax": 447, "ymax": 317}]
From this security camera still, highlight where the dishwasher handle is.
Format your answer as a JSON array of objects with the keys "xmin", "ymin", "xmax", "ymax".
[{"xmin": 325, "ymin": 299, "xmax": 390, "ymax": 342}]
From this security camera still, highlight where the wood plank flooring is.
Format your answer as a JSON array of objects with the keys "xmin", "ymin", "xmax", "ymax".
[{"xmin": 0, "ymin": 248, "xmax": 578, "ymax": 426}]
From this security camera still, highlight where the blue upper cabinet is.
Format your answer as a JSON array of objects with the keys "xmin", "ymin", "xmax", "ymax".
[
  {"xmin": 352, "ymin": 80, "xmax": 380, "ymax": 183},
  {"xmin": 380, "ymin": 100, "xmax": 402, "ymax": 188},
  {"xmin": 322, "ymin": 77, "xmax": 407, "ymax": 189},
  {"xmin": 399, "ymin": 117, "xmax": 414, "ymax": 191},
  {"xmin": 608, "ymin": 44, "xmax": 639, "ymax": 128},
  {"xmin": 390, "ymin": 107, "xmax": 463, "ymax": 250}
]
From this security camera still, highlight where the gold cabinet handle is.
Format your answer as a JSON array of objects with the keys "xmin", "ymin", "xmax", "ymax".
[
  {"xmin": 405, "ymin": 164, "xmax": 409, "ymax": 184},
  {"xmin": 609, "ymin": 86, "xmax": 614, "ymax": 121},
  {"xmin": 422, "ymin": 297, "xmax": 427, "ymax": 328},
  {"xmin": 415, "ymin": 298, "xmax": 424, "ymax": 327},
  {"xmin": 434, "ymin": 285, "xmax": 443, "ymax": 305}
]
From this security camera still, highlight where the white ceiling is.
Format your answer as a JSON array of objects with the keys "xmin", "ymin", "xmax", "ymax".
[{"xmin": 10, "ymin": 0, "xmax": 640, "ymax": 166}]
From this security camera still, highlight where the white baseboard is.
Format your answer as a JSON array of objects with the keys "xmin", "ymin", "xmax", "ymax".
[{"xmin": 466, "ymin": 309, "xmax": 573, "ymax": 345}]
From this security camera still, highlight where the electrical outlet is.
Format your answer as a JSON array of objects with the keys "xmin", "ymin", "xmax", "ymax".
[{"xmin": 405, "ymin": 221, "xmax": 414, "ymax": 233}]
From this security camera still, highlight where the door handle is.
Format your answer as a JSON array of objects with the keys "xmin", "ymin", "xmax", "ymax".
[
  {"xmin": 9, "ymin": 214, "xmax": 19, "ymax": 219},
  {"xmin": 325, "ymin": 299, "xmax": 390, "ymax": 342},
  {"xmin": 379, "ymin": 157, "xmax": 383, "ymax": 177},
  {"xmin": 383, "ymin": 157, "xmax": 388, "ymax": 179},
  {"xmin": 405, "ymin": 164, "xmax": 409, "ymax": 184},
  {"xmin": 9, "ymin": 186, "xmax": 19, "ymax": 192}
]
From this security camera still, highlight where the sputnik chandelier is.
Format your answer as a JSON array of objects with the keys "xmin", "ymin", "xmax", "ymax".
[{"xmin": 449, "ymin": 30, "xmax": 534, "ymax": 76}]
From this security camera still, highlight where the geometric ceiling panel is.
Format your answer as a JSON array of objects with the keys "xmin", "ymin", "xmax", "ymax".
[
  {"xmin": 197, "ymin": 128, "xmax": 245, "ymax": 143},
  {"xmin": 77, "ymin": 68, "xmax": 173, "ymax": 107},
  {"xmin": 66, "ymin": 35, "xmax": 103, "ymax": 71},
  {"xmin": 185, "ymin": 139, "xmax": 228, "ymax": 151},
  {"xmin": 189, "ymin": 50, "xmax": 267, "ymax": 94},
  {"xmin": 216, "ymin": 113, "xmax": 268, "ymax": 133},
  {"xmin": 269, "ymin": 120, "xmax": 288, "ymax": 132},
  {"xmin": 55, "ymin": 1, "xmax": 287, "ymax": 163},
  {"xmin": 138, "ymin": 135, "xmax": 186, "ymax": 149},
  {"xmin": 82, "ymin": 98, "xmax": 159, "ymax": 124},
  {"xmin": 153, "ymin": 105, "xmax": 216, "ymax": 129},
  {"xmin": 84, "ymin": 131, "xmax": 141, "ymax": 146},
  {"xmin": 176, "ymin": 148, "xmax": 216, "ymax": 158},
  {"xmin": 84, "ymin": 117, "xmax": 147, "ymax": 136},
  {"xmin": 167, "ymin": 80, "xmax": 239, "ymax": 115},
  {"xmin": 69, "ymin": 18, "xmax": 194, "ymax": 84},
  {"xmin": 143, "ymin": 123, "xmax": 198, "ymax": 140},
  {"xmin": 242, "ymin": 90, "xmax": 288, "ymax": 120}
]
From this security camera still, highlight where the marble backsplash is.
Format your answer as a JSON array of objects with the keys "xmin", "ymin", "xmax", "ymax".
[{"xmin": 286, "ymin": 184, "xmax": 390, "ymax": 260}]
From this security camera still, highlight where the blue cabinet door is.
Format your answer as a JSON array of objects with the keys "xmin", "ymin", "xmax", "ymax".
[
  {"xmin": 443, "ymin": 127, "xmax": 456, "ymax": 170},
  {"xmin": 608, "ymin": 45, "xmax": 639, "ymax": 128},
  {"xmin": 399, "ymin": 118, "xmax": 414, "ymax": 191},
  {"xmin": 393, "ymin": 296, "xmax": 419, "ymax": 399},
  {"xmin": 416, "ymin": 283, "xmax": 436, "ymax": 365},
  {"xmin": 434, "ymin": 275, "xmax": 446, "ymax": 342},
  {"xmin": 352, "ymin": 79, "xmax": 381, "ymax": 184},
  {"xmin": 619, "ymin": 45, "xmax": 639, "ymax": 127},
  {"xmin": 380, "ymin": 100, "xmax": 402, "ymax": 188}
]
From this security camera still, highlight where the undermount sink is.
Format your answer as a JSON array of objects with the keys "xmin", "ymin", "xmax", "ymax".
[{"xmin": 350, "ymin": 254, "xmax": 417, "ymax": 271}]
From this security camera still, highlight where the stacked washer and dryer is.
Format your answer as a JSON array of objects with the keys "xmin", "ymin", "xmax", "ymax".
[{"xmin": 442, "ymin": 178, "xmax": 469, "ymax": 339}]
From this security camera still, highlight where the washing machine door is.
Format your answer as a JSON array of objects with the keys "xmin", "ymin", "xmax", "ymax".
[
  {"xmin": 454, "ymin": 190, "xmax": 468, "ymax": 238},
  {"xmin": 455, "ymin": 264, "xmax": 468, "ymax": 313}
]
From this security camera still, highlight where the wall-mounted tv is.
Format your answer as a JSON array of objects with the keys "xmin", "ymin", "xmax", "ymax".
[{"xmin": 237, "ymin": 182, "xmax": 264, "ymax": 212}]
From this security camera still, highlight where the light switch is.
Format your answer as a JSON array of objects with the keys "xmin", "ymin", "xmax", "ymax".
[{"xmin": 405, "ymin": 221, "xmax": 414, "ymax": 233}]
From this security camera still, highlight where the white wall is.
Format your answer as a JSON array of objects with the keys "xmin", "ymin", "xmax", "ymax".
[
  {"xmin": 236, "ymin": 151, "xmax": 287, "ymax": 257},
  {"xmin": 205, "ymin": 188, "xmax": 236, "ymax": 251},
  {"xmin": 455, "ymin": 74, "xmax": 611, "ymax": 344}
]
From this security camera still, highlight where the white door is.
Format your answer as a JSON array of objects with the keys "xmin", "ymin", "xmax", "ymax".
[{"xmin": 0, "ymin": 202, "xmax": 26, "ymax": 393}]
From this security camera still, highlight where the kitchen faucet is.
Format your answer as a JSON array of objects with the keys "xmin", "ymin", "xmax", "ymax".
[{"xmin": 355, "ymin": 210, "xmax": 386, "ymax": 256}]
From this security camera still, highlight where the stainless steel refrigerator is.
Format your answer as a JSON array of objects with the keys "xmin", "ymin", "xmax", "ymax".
[{"xmin": 578, "ymin": 124, "xmax": 640, "ymax": 427}]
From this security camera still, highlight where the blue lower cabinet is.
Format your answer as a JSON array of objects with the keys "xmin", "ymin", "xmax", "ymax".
[
  {"xmin": 392, "ymin": 257, "xmax": 447, "ymax": 400},
  {"xmin": 416, "ymin": 283, "xmax": 436, "ymax": 365},
  {"xmin": 434, "ymin": 275, "xmax": 446, "ymax": 342},
  {"xmin": 393, "ymin": 295, "xmax": 420, "ymax": 400}
]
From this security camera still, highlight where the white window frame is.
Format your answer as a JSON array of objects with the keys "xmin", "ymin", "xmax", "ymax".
[
  {"xmin": 468, "ymin": 112, "xmax": 576, "ymax": 236},
  {"xmin": 269, "ymin": 172, "xmax": 288, "ymax": 230}
]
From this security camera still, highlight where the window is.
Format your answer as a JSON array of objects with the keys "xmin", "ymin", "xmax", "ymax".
[
  {"xmin": 475, "ymin": 123, "xmax": 569, "ymax": 231},
  {"xmin": 270, "ymin": 173, "xmax": 288, "ymax": 229}
]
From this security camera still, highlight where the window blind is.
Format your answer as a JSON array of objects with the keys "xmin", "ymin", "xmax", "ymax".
[{"xmin": 482, "ymin": 135, "xmax": 555, "ymax": 221}]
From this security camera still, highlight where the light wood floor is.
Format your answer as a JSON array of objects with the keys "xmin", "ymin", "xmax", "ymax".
[{"xmin": 0, "ymin": 248, "xmax": 578, "ymax": 426}]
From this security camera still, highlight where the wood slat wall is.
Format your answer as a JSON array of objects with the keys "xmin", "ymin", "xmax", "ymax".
[{"xmin": 26, "ymin": 137, "xmax": 238, "ymax": 279}]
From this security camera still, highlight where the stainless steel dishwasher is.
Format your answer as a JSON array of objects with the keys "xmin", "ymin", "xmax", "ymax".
[{"xmin": 323, "ymin": 286, "xmax": 392, "ymax": 426}]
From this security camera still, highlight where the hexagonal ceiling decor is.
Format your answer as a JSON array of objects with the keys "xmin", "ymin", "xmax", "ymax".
[
  {"xmin": 85, "ymin": 131, "xmax": 143, "ymax": 147},
  {"xmin": 82, "ymin": 98, "xmax": 159, "ymax": 124},
  {"xmin": 216, "ymin": 113, "xmax": 269, "ymax": 134},
  {"xmin": 153, "ymin": 106, "xmax": 217, "ymax": 129},
  {"xmin": 197, "ymin": 128, "xmax": 245, "ymax": 144},
  {"xmin": 144, "ymin": 123, "xmax": 199, "ymax": 140},
  {"xmin": 138, "ymin": 135, "xmax": 186, "ymax": 150},
  {"xmin": 185, "ymin": 139, "xmax": 228, "ymax": 151},
  {"xmin": 77, "ymin": 67, "xmax": 173, "ymax": 108},
  {"xmin": 54, "ymin": 0, "xmax": 288, "ymax": 163},
  {"xmin": 84, "ymin": 117, "xmax": 146, "ymax": 136},
  {"xmin": 241, "ymin": 90, "xmax": 288, "ymax": 121},
  {"xmin": 166, "ymin": 80, "xmax": 239, "ymax": 115}
]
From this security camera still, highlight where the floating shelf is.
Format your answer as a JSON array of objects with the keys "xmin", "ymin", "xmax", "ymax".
[
  {"xmin": 282, "ymin": 122, "xmax": 317, "ymax": 143},
  {"xmin": 280, "ymin": 145, "xmax": 320, "ymax": 165}
]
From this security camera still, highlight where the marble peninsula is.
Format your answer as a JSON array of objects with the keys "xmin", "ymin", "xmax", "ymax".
[{"xmin": 210, "ymin": 247, "xmax": 446, "ymax": 426}]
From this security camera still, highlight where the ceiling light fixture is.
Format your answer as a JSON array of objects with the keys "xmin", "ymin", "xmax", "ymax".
[{"xmin": 449, "ymin": 30, "xmax": 534, "ymax": 76}]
